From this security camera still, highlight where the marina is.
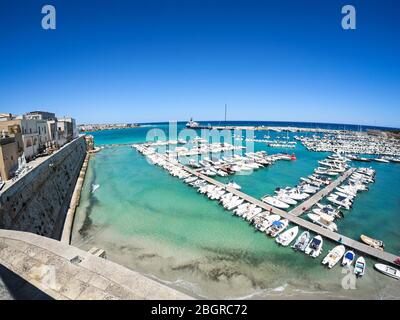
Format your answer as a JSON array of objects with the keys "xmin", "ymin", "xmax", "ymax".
[
  {"xmin": 71, "ymin": 124, "xmax": 400, "ymax": 299},
  {"xmin": 132, "ymin": 143, "xmax": 399, "ymax": 268}
]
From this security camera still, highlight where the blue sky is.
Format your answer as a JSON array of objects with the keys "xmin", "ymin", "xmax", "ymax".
[{"xmin": 1, "ymin": 0, "xmax": 399, "ymax": 127}]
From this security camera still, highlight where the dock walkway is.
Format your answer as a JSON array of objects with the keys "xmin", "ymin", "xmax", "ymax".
[
  {"xmin": 173, "ymin": 161, "xmax": 398, "ymax": 266},
  {"xmin": 288, "ymin": 168, "xmax": 356, "ymax": 217}
]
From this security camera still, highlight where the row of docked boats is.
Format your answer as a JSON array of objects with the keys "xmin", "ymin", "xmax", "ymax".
[
  {"xmin": 132, "ymin": 144, "xmax": 400, "ymax": 282},
  {"xmin": 184, "ymin": 151, "xmax": 295, "ymax": 177},
  {"xmin": 296, "ymin": 131, "xmax": 400, "ymax": 158}
]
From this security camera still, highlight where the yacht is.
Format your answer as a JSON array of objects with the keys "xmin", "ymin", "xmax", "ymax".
[
  {"xmin": 292, "ymin": 231, "xmax": 311, "ymax": 252},
  {"xmin": 341, "ymin": 250, "xmax": 355, "ymax": 267},
  {"xmin": 266, "ymin": 219, "xmax": 289, "ymax": 237},
  {"xmin": 374, "ymin": 263, "xmax": 400, "ymax": 280},
  {"xmin": 186, "ymin": 118, "xmax": 200, "ymax": 128},
  {"xmin": 307, "ymin": 213, "xmax": 338, "ymax": 232},
  {"xmin": 276, "ymin": 226, "xmax": 299, "ymax": 246},
  {"xmin": 261, "ymin": 195, "xmax": 290, "ymax": 209},
  {"xmin": 354, "ymin": 256, "xmax": 366, "ymax": 278},
  {"xmin": 322, "ymin": 245, "xmax": 346, "ymax": 269},
  {"xmin": 305, "ymin": 235, "xmax": 324, "ymax": 258}
]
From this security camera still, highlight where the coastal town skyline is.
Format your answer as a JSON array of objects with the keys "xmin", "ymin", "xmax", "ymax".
[{"xmin": 2, "ymin": 0, "xmax": 400, "ymax": 127}]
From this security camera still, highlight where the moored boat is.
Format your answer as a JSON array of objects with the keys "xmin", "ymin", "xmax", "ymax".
[
  {"xmin": 276, "ymin": 226, "xmax": 299, "ymax": 246},
  {"xmin": 374, "ymin": 263, "xmax": 400, "ymax": 280},
  {"xmin": 292, "ymin": 231, "xmax": 311, "ymax": 252},
  {"xmin": 341, "ymin": 250, "xmax": 355, "ymax": 267},
  {"xmin": 360, "ymin": 234, "xmax": 385, "ymax": 250},
  {"xmin": 322, "ymin": 245, "xmax": 346, "ymax": 269},
  {"xmin": 354, "ymin": 256, "xmax": 366, "ymax": 278},
  {"xmin": 304, "ymin": 235, "xmax": 323, "ymax": 258}
]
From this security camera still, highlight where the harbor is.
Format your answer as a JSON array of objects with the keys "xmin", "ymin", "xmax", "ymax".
[
  {"xmin": 70, "ymin": 124, "xmax": 400, "ymax": 299},
  {"xmin": 133, "ymin": 145, "xmax": 398, "ymax": 267}
]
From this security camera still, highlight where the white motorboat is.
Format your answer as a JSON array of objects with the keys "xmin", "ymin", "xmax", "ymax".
[
  {"xmin": 336, "ymin": 185, "xmax": 357, "ymax": 197},
  {"xmin": 255, "ymin": 214, "xmax": 280, "ymax": 232},
  {"xmin": 304, "ymin": 235, "xmax": 323, "ymax": 258},
  {"xmin": 244, "ymin": 207, "xmax": 262, "ymax": 221},
  {"xmin": 373, "ymin": 157, "xmax": 390, "ymax": 163},
  {"xmin": 261, "ymin": 195, "xmax": 290, "ymax": 209},
  {"xmin": 298, "ymin": 184, "xmax": 319, "ymax": 194},
  {"xmin": 266, "ymin": 219, "xmax": 289, "ymax": 237},
  {"xmin": 327, "ymin": 194, "xmax": 352, "ymax": 210},
  {"xmin": 184, "ymin": 176, "xmax": 198, "ymax": 184},
  {"xmin": 374, "ymin": 263, "xmax": 400, "ymax": 280},
  {"xmin": 313, "ymin": 203, "xmax": 343, "ymax": 219},
  {"xmin": 322, "ymin": 245, "xmax": 346, "ymax": 269},
  {"xmin": 276, "ymin": 226, "xmax": 299, "ymax": 246},
  {"xmin": 274, "ymin": 193, "xmax": 297, "ymax": 206},
  {"xmin": 334, "ymin": 191, "xmax": 355, "ymax": 200},
  {"xmin": 226, "ymin": 181, "xmax": 241, "ymax": 190},
  {"xmin": 286, "ymin": 188, "xmax": 309, "ymax": 200},
  {"xmin": 354, "ymin": 256, "xmax": 366, "ymax": 278},
  {"xmin": 307, "ymin": 213, "xmax": 338, "ymax": 232},
  {"xmin": 292, "ymin": 231, "xmax": 311, "ymax": 252},
  {"xmin": 341, "ymin": 250, "xmax": 355, "ymax": 267}
]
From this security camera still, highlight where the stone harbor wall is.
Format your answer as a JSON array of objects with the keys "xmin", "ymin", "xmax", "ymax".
[{"xmin": 0, "ymin": 136, "xmax": 86, "ymax": 239}]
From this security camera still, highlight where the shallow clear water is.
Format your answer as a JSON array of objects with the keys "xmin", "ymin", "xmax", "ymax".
[{"xmin": 72, "ymin": 124, "xmax": 400, "ymax": 299}]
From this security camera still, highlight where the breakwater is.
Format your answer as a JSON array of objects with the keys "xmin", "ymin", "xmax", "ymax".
[{"xmin": 0, "ymin": 136, "xmax": 87, "ymax": 239}]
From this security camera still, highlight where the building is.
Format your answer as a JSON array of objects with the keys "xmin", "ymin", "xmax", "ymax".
[
  {"xmin": 57, "ymin": 117, "xmax": 78, "ymax": 146},
  {"xmin": 0, "ymin": 135, "xmax": 19, "ymax": 181},
  {"xmin": 0, "ymin": 112, "xmax": 78, "ymax": 161}
]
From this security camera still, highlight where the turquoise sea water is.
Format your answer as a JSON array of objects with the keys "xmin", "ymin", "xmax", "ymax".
[{"xmin": 71, "ymin": 124, "xmax": 400, "ymax": 299}]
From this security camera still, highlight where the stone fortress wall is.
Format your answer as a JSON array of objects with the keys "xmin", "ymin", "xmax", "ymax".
[{"xmin": 0, "ymin": 136, "xmax": 87, "ymax": 239}]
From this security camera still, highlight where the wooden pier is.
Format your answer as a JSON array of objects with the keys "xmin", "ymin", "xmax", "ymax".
[{"xmin": 172, "ymin": 161, "xmax": 399, "ymax": 266}]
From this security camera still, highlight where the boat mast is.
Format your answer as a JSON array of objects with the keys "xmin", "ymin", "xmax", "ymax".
[{"xmin": 224, "ymin": 104, "xmax": 227, "ymax": 123}]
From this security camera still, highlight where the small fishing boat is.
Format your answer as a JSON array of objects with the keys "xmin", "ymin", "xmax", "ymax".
[
  {"xmin": 341, "ymin": 250, "xmax": 355, "ymax": 267},
  {"xmin": 374, "ymin": 263, "xmax": 400, "ymax": 280},
  {"xmin": 322, "ymin": 245, "xmax": 346, "ymax": 269},
  {"xmin": 292, "ymin": 231, "xmax": 311, "ymax": 252},
  {"xmin": 305, "ymin": 235, "xmax": 323, "ymax": 258},
  {"xmin": 360, "ymin": 234, "xmax": 385, "ymax": 250},
  {"xmin": 276, "ymin": 226, "xmax": 299, "ymax": 246},
  {"xmin": 354, "ymin": 256, "xmax": 366, "ymax": 278}
]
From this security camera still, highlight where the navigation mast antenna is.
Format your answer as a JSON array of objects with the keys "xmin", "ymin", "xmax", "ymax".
[{"xmin": 224, "ymin": 104, "xmax": 227, "ymax": 123}]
